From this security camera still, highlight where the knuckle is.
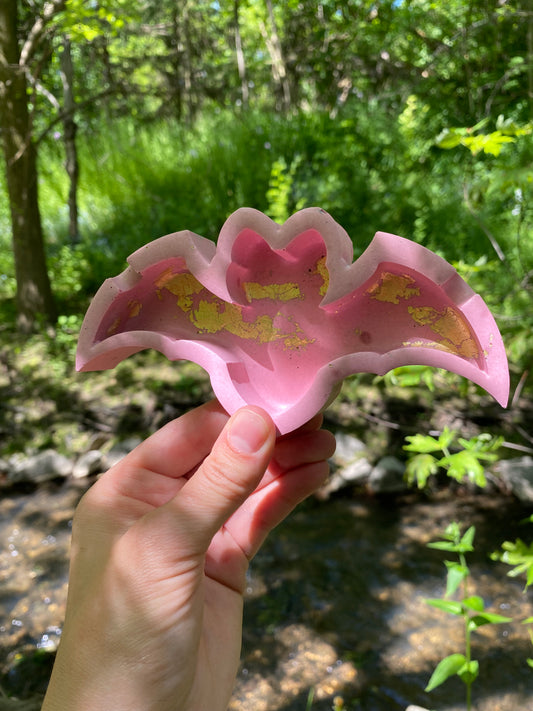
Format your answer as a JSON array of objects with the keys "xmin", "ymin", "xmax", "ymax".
[{"xmin": 200, "ymin": 451, "xmax": 249, "ymax": 502}]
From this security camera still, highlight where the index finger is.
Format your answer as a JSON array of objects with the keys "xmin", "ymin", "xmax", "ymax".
[
  {"xmin": 97, "ymin": 401, "xmax": 230, "ymax": 512},
  {"xmin": 125, "ymin": 400, "xmax": 229, "ymax": 479}
]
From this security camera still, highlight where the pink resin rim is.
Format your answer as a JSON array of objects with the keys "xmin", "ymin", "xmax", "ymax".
[{"xmin": 76, "ymin": 207, "xmax": 509, "ymax": 434}]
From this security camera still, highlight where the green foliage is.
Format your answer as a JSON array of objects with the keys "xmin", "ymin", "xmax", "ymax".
[
  {"xmin": 436, "ymin": 116, "xmax": 532, "ymax": 157},
  {"xmin": 424, "ymin": 523, "xmax": 512, "ymax": 709},
  {"xmin": 378, "ymin": 365, "xmax": 437, "ymax": 391},
  {"xmin": 403, "ymin": 428, "xmax": 503, "ymax": 489},
  {"xmin": 495, "ymin": 539, "xmax": 533, "ymax": 590},
  {"xmin": 49, "ymin": 313, "xmax": 83, "ymax": 362},
  {"xmin": 266, "ymin": 157, "xmax": 305, "ymax": 224},
  {"xmin": 1, "ymin": 104, "xmax": 532, "ymax": 398},
  {"xmin": 492, "ymin": 515, "xmax": 533, "ymax": 591},
  {"xmin": 1, "ymin": 0, "xmax": 532, "ymax": 392}
]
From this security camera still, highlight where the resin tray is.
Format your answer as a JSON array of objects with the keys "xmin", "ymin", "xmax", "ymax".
[{"xmin": 76, "ymin": 208, "xmax": 509, "ymax": 433}]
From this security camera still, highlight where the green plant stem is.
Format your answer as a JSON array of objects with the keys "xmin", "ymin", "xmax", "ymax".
[
  {"xmin": 460, "ymin": 551, "xmax": 472, "ymax": 711},
  {"xmin": 464, "ymin": 614, "xmax": 472, "ymax": 711}
]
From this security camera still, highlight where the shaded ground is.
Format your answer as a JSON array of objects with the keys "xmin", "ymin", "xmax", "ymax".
[{"xmin": 1, "ymin": 484, "xmax": 532, "ymax": 710}]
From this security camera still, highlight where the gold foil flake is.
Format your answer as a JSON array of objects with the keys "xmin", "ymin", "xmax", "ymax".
[
  {"xmin": 157, "ymin": 271, "xmax": 206, "ymax": 312},
  {"xmin": 408, "ymin": 306, "xmax": 479, "ymax": 358},
  {"xmin": 315, "ymin": 256, "xmax": 329, "ymax": 296},
  {"xmin": 187, "ymin": 298, "xmax": 312, "ymax": 349},
  {"xmin": 154, "ymin": 267, "xmax": 178, "ymax": 288},
  {"xmin": 154, "ymin": 267, "xmax": 312, "ymax": 351},
  {"xmin": 161, "ymin": 272, "xmax": 205, "ymax": 300},
  {"xmin": 403, "ymin": 339, "xmax": 452, "ymax": 352},
  {"xmin": 106, "ymin": 317, "xmax": 121, "ymax": 336},
  {"xmin": 283, "ymin": 334, "xmax": 316, "ymax": 349},
  {"xmin": 243, "ymin": 280, "xmax": 301, "ymax": 303},
  {"xmin": 128, "ymin": 299, "xmax": 142, "ymax": 318},
  {"xmin": 367, "ymin": 272, "xmax": 420, "ymax": 304},
  {"xmin": 190, "ymin": 300, "xmax": 274, "ymax": 342}
]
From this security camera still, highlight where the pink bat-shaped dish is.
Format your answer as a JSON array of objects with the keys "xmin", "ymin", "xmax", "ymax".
[{"xmin": 77, "ymin": 207, "xmax": 509, "ymax": 434}]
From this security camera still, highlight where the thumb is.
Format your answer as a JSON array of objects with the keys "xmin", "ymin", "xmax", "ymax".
[{"xmin": 169, "ymin": 406, "xmax": 276, "ymax": 554}]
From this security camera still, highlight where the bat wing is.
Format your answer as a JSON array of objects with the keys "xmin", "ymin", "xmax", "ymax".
[{"xmin": 315, "ymin": 231, "xmax": 509, "ymax": 408}]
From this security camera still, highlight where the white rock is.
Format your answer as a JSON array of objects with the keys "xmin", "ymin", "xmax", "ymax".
[
  {"xmin": 495, "ymin": 456, "xmax": 533, "ymax": 503},
  {"xmin": 318, "ymin": 432, "xmax": 371, "ymax": 498},
  {"xmin": 332, "ymin": 432, "xmax": 366, "ymax": 465},
  {"xmin": 72, "ymin": 450, "xmax": 105, "ymax": 479},
  {"xmin": 8, "ymin": 449, "xmax": 72, "ymax": 484}
]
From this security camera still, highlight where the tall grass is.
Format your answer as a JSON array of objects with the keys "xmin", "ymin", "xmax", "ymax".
[{"xmin": 1, "ymin": 107, "xmax": 531, "ymax": 312}]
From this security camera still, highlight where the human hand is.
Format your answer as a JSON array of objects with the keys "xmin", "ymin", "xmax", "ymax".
[{"xmin": 42, "ymin": 400, "xmax": 336, "ymax": 711}]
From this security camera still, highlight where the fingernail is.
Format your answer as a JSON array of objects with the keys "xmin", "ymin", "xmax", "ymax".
[{"xmin": 228, "ymin": 409, "xmax": 270, "ymax": 455}]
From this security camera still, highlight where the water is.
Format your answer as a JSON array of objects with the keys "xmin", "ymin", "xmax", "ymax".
[
  {"xmin": 234, "ymin": 493, "xmax": 533, "ymax": 711},
  {"xmin": 0, "ymin": 480, "xmax": 532, "ymax": 709},
  {"xmin": 0, "ymin": 481, "xmax": 85, "ymax": 697}
]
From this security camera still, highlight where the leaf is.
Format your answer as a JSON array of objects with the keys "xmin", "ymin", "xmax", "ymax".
[
  {"xmin": 462, "ymin": 595, "xmax": 484, "ymax": 612},
  {"xmin": 494, "ymin": 539, "xmax": 533, "ymax": 590},
  {"xmin": 435, "ymin": 128, "xmax": 465, "ymax": 150},
  {"xmin": 462, "ymin": 132, "xmax": 515, "ymax": 156},
  {"xmin": 445, "ymin": 521, "xmax": 462, "ymax": 542},
  {"xmin": 458, "ymin": 433, "xmax": 503, "ymax": 454},
  {"xmin": 460, "ymin": 526, "xmax": 476, "ymax": 550},
  {"xmin": 436, "ymin": 426, "xmax": 456, "ymax": 451},
  {"xmin": 457, "ymin": 659, "xmax": 479, "ymax": 684},
  {"xmin": 468, "ymin": 612, "xmax": 512, "ymax": 631},
  {"xmin": 428, "ymin": 541, "xmax": 461, "ymax": 552},
  {"xmin": 425, "ymin": 653, "xmax": 466, "ymax": 692},
  {"xmin": 385, "ymin": 364, "xmax": 436, "ymax": 389},
  {"xmin": 405, "ymin": 453, "xmax": 439, "ymax": 488},
  {"xmin": 444, "ymin": 562, "xmax": 469, "ymax": 597},
  {"xmin": 425, "ymin": 599, "xmax": 464, "ymax": 616},
  {"xmin": 441, "ymin": 451, "xmax": 486, "ymax": 486},
  {"xmin": 403, "ymin": 434, "xmax": 443, "ymax": 453}
]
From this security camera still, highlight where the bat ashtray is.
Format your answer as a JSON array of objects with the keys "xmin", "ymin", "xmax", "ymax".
[{"xmin": 76, "ymin": 207, "xmax": 509, "ymax": 434}]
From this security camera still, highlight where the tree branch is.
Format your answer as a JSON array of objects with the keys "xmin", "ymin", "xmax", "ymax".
[
  {"xmin": 19, "ymin": 0, "xmax": 67, "ymax": 68},
  {"xmin": 25, "ymin": 68, "xmax": 61, "ymax": 110}
]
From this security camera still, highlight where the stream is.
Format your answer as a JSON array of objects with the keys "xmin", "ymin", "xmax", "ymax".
[{"xmin": 1, "ymin": 478, "xmax": 532, "ymax": 710}]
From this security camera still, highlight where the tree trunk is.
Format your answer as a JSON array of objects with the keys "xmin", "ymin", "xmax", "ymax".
[
  {"xmin": 59, "ymin": 36, "xmax": 80, "ymax": 242},
  {"xmin": 234, "ymin": 0, "xmax": 248, "ymax": 107},
  {"xmin": 0, "ymin": 0, "xmax": 56, "ymax": 332},
  {"xmin": 524, "ymin": 4, "xmax": 533, "ymax": 121},
  {"xmin": 264, "ymin": 0, "xmax": 291, "ymax": 111},
  {"xmin": 170, "ymin": 6, "xmax": 183, "ymax": 119}
]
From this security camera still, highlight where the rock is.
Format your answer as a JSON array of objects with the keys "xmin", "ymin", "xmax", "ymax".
[
  {"xmin": 318, "ymin": 432, "xmax": 372, "ymax": 498},
  {"xmin": 333, "ymin": 432, "xmax": 366, "ymax": 465},
  {"xmin": 319, "ymin": 458, "xmax": 373, "ymax": 499},
  {"xmin": 103, "ymin": 436, "xmax": 143, "ymax": 470},
  {"xmin": 405, "ymin": 706, "xmax": 431, "ymax": 711},
  {"xmin": 495, "ymin": 456, "xmax": 533, "ymax": 503},
  {"xmin": 7, "ymin": 449, "xmax": 72, "ymax": 484},
  {"xmin": 72, "ymin": 450, "xmax": 105, "ymax": 479},
  {"xmin": 368, "ymin": 456, "xmax": 407, "ymax": 494}
]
